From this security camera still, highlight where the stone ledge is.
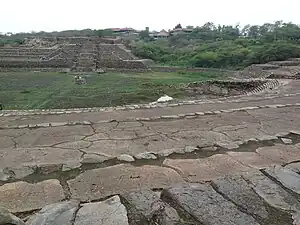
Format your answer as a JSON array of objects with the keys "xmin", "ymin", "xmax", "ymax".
[
  {"xmin": 1, "ymin": 92, "xmax": 300, "ymax": 117},
  {"xmin": 1, "ymin": 103, "xmax": 299, "ymax": 129}
]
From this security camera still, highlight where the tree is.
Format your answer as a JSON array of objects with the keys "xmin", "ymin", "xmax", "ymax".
[
  {"xmin": 139, "ymin": 29, "xmax": 150, "ymax": 40},
  {"xmin": 175, "ymin": 24, "xmax": 182, "ymax": 29}
]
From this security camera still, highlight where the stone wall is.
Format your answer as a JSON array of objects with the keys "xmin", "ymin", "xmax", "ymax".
[
  {"xmin": 185, "ymin": 80, "xmax": 267, "ymax": 97},
  {"xmin": 238, "ymin": 60, "xmax": 300, "ymax": 79},
  {"xmin": 98, "ymin": 60, "xmax": 148, "ymax": 70}
]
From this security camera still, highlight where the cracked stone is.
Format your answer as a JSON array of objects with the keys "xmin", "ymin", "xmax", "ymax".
[
  {"xmin": 162, "ymin": 183, "xmax": 259, "ymax": 225},
  {"xmin": 200, "ymin": 146, "xmax": 218, "ymax": 151},
  {"xmin": 0, "ymin": 168, "xmax": 10, "ymax": 181},
  {"xmin": 50, "ymin": 122, "xmax": 68, "ymax": 127},
  {"xmin": 0, "ymin": 179, "xmax": 65, "ymax": 213},
  {"xmin": 16, "ymin": 126, "xmax": 93, "ymax": 148},
  {"xmin": 183, "ymin": 146, "xmax": 197, "ymax": 153},
  {"xmin": 281, "ymin": 138, "xmax": 293, "ymax": 144},
  {"xmin": 135, "ymin": 152, "xmax": 157, "ymax": 160},
  {"xmin": 68, "ymin": 164, "xmax": 183, "ymax": 201},
  {"xmin": 27, "ymin": 201, "xmax": 79, "ymax": 225},
  {"xmin": 216, "ymin": 141, "xmax": 240, "ymax": 149},
  {"xmin": 285, "ymin": 162, "xmax": 300, "ymax": 173},
  {"xmin": 161, "ymin": 115, "xmax": 180, "ymax": 119},
  {"xmin": 117, "ymin": 154, "xmax": 135, "ymax": 162},
  {"xmin": 157, "ymin": 148, "xmax": 181, "ymax": 157},
  {"xmin": 62, "ymin": 161, "xmax": 81, "ymax": 171},
  {"xmin": 0, "ymin": 147, "xmax": 82, "ymax": 171},
  {"xmin": 74, "ymin": 196, "xmax": 129, "ymax": 225},
  {"xmin": 54, "ymin": 140, "xmax": 91, "ymax": 149},
  {"xmin": 164, "ymin": 154, "xmax": 250, "ymax": 181},
  {"xmin": 242, "ymin": 170, "xmax": 300, "ymax": 212},
  {"xmin": 38, "ymin": 164, "xmax": 62, "ymax": 174},
  {"xmin": 0, "ymin": 166, "xmax": 36, "ymax": 181},
  {"xmin": 256, "ymin": 135, "xmax": 278, "ymax": 141},
  {"xmin": 264, "ymin": 165, "xmax": 300, "ymax": 195},
  {"xmin": 256, "ymin": 144, "xmax": 300, "ymax": 164},
  {"xmin": 81, "ymin": 153, "xmax": 113, "ymax": 164},
  {"xmin": 227, "ymin": 152, "xmax": 280, "ymax": 169},
  {"xmin": 0, "ymin": 207, "xmax": 25, "ymax": 225},
  {"xmin": 122, "ymin": 189, "xmax": 180, "ymax": 225},
  {"xmin": 212, "ymin": 175, "xmax": 269, "ymax": 220}
]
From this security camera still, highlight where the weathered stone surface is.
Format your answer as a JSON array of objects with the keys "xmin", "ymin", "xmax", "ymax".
[
  {"xmin": 0, "ymin": 207, "xmax": 25, "ymax": 225},
  {"xmin": 62, "ymin": 161, "xmax": 81, "ymax": 171},
  {"xmin": 227, "ymin": 152, "xmax": 280, "ymax": 169},
  {"xmin": 135, "ymin": 152, "xmax": 157, "ymax": 160},
  {"xmin": 0, "ymin": 168, "xmax": 10, "ymax": 181},
  {"xmin": 122, "ymin": 189, "xmax": 180, "ymax": 225},
  {"xmin": 27, "ymin": 201, "xmax": 79, "ymax": 225},
  {"xmin": 0, "ymin": 147, "xmax": 82, "ymax": 170},
  {"xmin": 281, "ymin": 138, "xmax": 293, "ymax": 144},
  {"xmin": 256, "ymin": 144, "xmax": 300, "ymax": 164},
  {"xmin": 74, "ymin": 196, "xmax": 129, "ymax": 225},
  {"xmin": 117, "ymin": 154, "xmax": 135, "ymax": 162},
  {"xmin": 0, "ymin": 179, "xmax": 65, "ymax": 213},
  {"xmin": 163, "ymin": 154, "xmax": 250, "ymax": 181},
  {"xmin": 68, "ymin": 164, "xmax": 183, "ymax": 201},
  {"xmin": 264, "ymin": 165, "xmax": 300, "ymax": 195},
  {"xmin": 242, "ymin": 170, "xmax": 300, "ymax": 211},
  {"xmin": 15, "ymin": 125, "xmax": 93, "ymax": 147},
  {"xmin": 212, "ymin": 175, "xmax": 269, "ymax": 220},
  {"xmin": 81, "ymin": 153, "xmax": 112, "ymax": 164},
  {"xmin": 285, "ymin": 162, "xmax": 300, "ymax": 173},
  {"xmin": 162, "ymin": 183, "xmax": 259, "ymax": 225},
  {"xmin": 38, "ymin": 164, "xmax": 62, "ymax": 174},
  {"xmin": 54, "ymin": 140, "xmax": 91, "ymax": 149},
  {"xmin": 0, "ymin": 166, "xmax": 36, "ymax": 181}
]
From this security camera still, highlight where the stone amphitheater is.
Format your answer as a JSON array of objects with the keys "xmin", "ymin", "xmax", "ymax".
[{"xmin": 2, "ymin": 40, "xmax": 300, "ymax": 224}]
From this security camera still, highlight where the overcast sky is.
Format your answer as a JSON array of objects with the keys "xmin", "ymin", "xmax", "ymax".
[{"xmin": 1, "ymin": 0, "xmax": 299, "ymax": 33}]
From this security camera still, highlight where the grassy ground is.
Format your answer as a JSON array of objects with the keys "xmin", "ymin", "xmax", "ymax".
[{"xmin": 0, "ymin": 71, "xmax": 228, "ymax": 109}]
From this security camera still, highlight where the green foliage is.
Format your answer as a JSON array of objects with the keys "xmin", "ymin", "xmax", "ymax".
[
  {"xmin": 0, "ymin": 71, "xmax": 226, "ymax": 110},
  {"xmin": 131, "ymin": 21, "xmax": 300, "ymax": 69}
]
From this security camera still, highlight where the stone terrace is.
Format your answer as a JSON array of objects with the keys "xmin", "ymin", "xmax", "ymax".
[
  {"xmin": 0, "ymin": 37, "xmax": 148, "ymax": 72},
  {"xmin": 236, "ymin": 58, "xmax": 300, "ymax": 79},
  {"xmin": 1, "ymin": 79, "xmax": 300, "ymax": 224}
]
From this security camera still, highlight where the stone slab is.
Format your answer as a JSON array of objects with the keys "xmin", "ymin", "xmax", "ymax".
[
  {"xmin": 74, "ymin": 196, "xmax": 129, "ymax": 225},
  {"xmin": 163, "ymin": 154, "xmax": 251, "ymax": 182},
  {"xmin": 227, "ymin": 152, "xmax": 281, "ymax": 169},
  {"xmin": 122, "ymin": 189, "xmax": 180, "ymax": 225},
  {"xmin": 264, "ymin": 165, "xmax": 300, "ymax": 195},
  {"xmin": 285, "ymin": 162, "xmax": 300, "ymax": 173},
  {"xmin": 162, "ymin": 183, "xmax": 259, "ymax": 225},
  {"xmin": 212, "ymin": 175, "xmax": 269, "ymax": 220},
  {"xmin": 0, "ymin": 179, "xmax": 65, "ymax": 213},
  {"xmin": 242, "ymin": 170, "xmax": 300, "ymax": 212},
  {"xmin": 27, "ymin": 201, "xmax": 79, "ymax": 225},
  {"xmin": 68, "ymin": 164, "xmax": 183, "ymax": 201},
  {"xmin": 0, "ymin": 147, "xmax": 82, "ymax": 170},
  {"xmin": 0, "ymin": 207, "xmax": 25, "ymax": 225},
  {"xmin": 256, "ymin": 144, "xmax": 300, "ymax": 164}
]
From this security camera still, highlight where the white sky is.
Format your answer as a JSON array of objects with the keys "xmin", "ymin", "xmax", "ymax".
[{"xmin": 1, "ymin": 0, "xmax": 299, "ymax": 33}]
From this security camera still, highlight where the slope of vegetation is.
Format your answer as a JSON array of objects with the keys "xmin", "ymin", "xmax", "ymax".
[
  {"xmin": 0, "ymin": 71, "xmax": 226, "ymax": 109},
  {"xmin": 130, "ymin": 21, "xmax": 300, "ymax": 69}
]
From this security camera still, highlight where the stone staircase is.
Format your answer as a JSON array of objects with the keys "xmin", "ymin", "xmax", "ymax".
[
  {"xmin": 243, "ymin": 79, "xmax": 280, "ymax": 96},
  {"xmin": 73, "ymin": 43, "xmax": 98, "ymax": 72}
]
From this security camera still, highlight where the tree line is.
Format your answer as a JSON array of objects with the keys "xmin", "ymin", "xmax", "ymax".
[{"xmin": 131, "ymin": 21, "xmax": 300, "ymax": 69}]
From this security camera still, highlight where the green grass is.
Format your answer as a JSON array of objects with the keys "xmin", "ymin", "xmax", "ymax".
[{"xmin": 0, "ymin": 71, "xmax": 227, "ymax": 109}]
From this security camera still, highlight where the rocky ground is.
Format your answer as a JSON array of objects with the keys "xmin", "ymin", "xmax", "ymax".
[{"xmin": 1, "ymin": 79, "xmax": 300, "ymax": 224}]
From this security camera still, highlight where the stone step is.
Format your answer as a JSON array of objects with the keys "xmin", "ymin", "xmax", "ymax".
[{"xmin": 162, "ymin": 182, "xmax": 259, "ymax": 225}]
